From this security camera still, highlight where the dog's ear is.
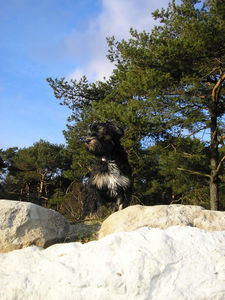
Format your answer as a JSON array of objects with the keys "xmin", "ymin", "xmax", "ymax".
[
  {"xmin": 89, "ymin": 121, "xmax": 98, "ymax": 131},
  {"xmin": 108, "ymin": 122, "xmax": 124, "ymax": 138}
]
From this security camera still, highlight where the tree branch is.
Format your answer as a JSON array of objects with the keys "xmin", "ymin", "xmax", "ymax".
[
  {"xmin": 215, "ymin": 155, "xmax": 225, "ymax": 176},
  {"xmin": 216, "ymin": 134, "xmax": 225, "ymax": 147},
  {"xmin": 212, "ymin": 73, "xmax": 225, "ymax": 102},
  {"xmin": 177, "ymin": 168, "xmax": 211, "ymax": 178}
]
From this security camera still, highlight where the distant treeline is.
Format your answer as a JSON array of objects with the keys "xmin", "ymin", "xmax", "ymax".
[{"xmin": 0, "ymin": 136, "xmax": 224, "ymax": 218}]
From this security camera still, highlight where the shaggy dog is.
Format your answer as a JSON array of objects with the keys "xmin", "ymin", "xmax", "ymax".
[{"xmin": 82, "ymin": 122, "xmax": 132, "ymax": 217}]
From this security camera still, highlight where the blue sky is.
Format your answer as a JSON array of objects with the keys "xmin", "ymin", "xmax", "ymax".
[{"xmin": 0, "ymin": 0, "xmax": 170, "ymax": 150}]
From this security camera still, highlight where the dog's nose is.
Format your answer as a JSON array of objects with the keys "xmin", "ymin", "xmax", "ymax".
[{"xmin": 85, "ymin": 138, "xmax": 91, "ymax": 144}]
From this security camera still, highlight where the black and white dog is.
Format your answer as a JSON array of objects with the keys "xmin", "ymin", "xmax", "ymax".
[{"xmin": 82, "ymin": 122, "xmax": 132, "ymax": 217}]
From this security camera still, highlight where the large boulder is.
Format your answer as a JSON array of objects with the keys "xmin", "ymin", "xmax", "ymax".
[
  {"xmin": 0, "ymin": 226, "xmax": 224, "ymax": 300},
  {"xmin": 98, "ymin": 204, "xmax": 225, "ymax": 238},
  {"xmin": 0, "ymin": 199, "xmax": 70, "ymax": 253}
]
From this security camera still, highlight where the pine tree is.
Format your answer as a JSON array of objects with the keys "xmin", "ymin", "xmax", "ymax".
[
  {"xmin": 47, "ymin": 0, "xmax": 225, "ymax": 210},
  {"xmin": 1, "ymin": 141, "xmax": 71, "ymax": 205},
  {"xmin": 105, "ymin": 0, "xmax": 225, "ymax": 209}
]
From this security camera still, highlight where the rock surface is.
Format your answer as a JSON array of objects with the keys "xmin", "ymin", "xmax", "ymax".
[
  {"xmin": 0, "ymin": 226, "xmax": 225, "ymax": 300},
  {"xmin": 98, "ymin": 204, "xmax": 225, "ymax": 238},
  {"xmin": 0, "ymin": 199, "xmax": 70, "ymax": 252}
]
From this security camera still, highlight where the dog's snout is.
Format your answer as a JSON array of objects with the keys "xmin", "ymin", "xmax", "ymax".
[{"xmin": 85, "ymin": 138, "xmax": 92, "ymax": 144}]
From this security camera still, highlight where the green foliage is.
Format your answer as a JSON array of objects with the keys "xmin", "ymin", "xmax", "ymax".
[
  {"xmin": 129, "ymin": 137, "xmax": 211, "ymax": 208},
  {"xmin": 1, "ymin": 140, "xmax": 72, "ymax": 206},
  {"xmin": 49, "ymin": 188, "xmax": 65, "ymax": 207}
]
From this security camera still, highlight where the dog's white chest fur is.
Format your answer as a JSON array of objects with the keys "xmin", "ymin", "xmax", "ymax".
[{"xmin": 92, "ymin": 160, "xmax": 130, "ymax": 197}]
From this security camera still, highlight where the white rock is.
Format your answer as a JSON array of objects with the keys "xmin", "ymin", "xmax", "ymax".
[
  {"xmin": 0, "ymin": 226, "xmax": 225, "ymax": 300},
  {"xmin": 0, "ymin": 199, "xmax": 70, "ymax": 252},
  {"xmin": 98, "ymin": 204, "xmax": 225, "ymax": 238}
]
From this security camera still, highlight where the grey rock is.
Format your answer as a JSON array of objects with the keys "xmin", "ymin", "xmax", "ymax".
[
  {"xmin": 0, "ymin": 199, "xmax": 70, "ymax": 252},
  {"xmin": 98, "ymin": 204, "xmax": 225, "ymax": 238}
]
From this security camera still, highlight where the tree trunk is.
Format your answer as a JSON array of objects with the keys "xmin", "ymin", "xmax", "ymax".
[
  {"xmin": 39, "ymin": 176, "xmax": 44, "ymax": 195},
  {"xmin": 208, "ymin": 71, "xmax": 225, "ymax": 210},
  {"xmin": 210, "ymin": 176, "xmax": 219, "ymax": 210},
  {"xmin": 19, "ymin": 187, "xmax": 23, "ymax": 201},
  {"xmin": 25, "ymin": 182, "xmax": 30, "ymax": 202},
  {"xmin": 209, "ymin": 104, "xmax": 219, "ymax": 210},
  {"xmin": 38, "ymin": 171, "xmax": 47, "ymax": 205}
]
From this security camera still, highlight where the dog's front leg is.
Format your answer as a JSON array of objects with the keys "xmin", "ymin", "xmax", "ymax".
[{"xmin": 116, "ymin": 196, "xmax": 123, "ymax": 210}]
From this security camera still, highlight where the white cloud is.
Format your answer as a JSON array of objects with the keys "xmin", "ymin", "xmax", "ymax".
[
  {"xmin": 67, "ymin": 68, "xmax": 85, "ymax": 81},
  {"xmin": 87, "ymin": 58, "xmax": 113, "ymax": 81},
  {"xmin": 67, "ymin": 0, "xmax": 170, "ymax": 82},
  {"xmin": 100, "ymin": 0, "xmax": 156, "ymax": 38}
]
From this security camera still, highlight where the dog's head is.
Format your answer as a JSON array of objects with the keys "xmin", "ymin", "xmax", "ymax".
[{"xmin": 85, "ymin": 122, "xmax": 124, "ymax": 156}]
